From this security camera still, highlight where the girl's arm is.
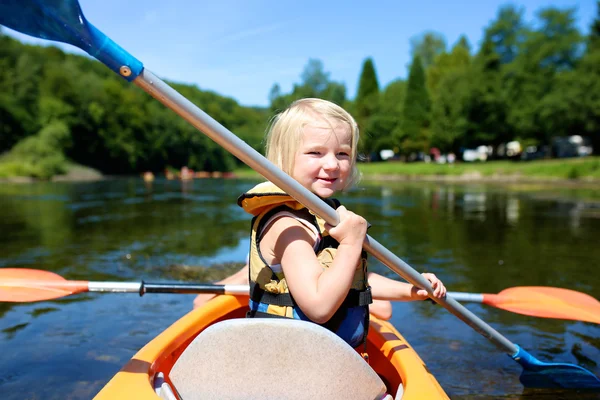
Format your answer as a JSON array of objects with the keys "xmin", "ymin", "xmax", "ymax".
[
  {"xmin": 367, "ymin": 271, "xmax": 446, "ymax": 301},
  {"xmin": 264, "ymin": 207, "xmax": 367, "ymax": 324}
]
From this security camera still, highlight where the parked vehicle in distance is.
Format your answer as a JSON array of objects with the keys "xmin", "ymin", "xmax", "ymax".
[
  {"xmin": 462, "ymin": 146, "xmax": 492, "ymax": 162},
  {"xmin": 552, "ymin": 136, "xmax": 593, "ymax": 158}
]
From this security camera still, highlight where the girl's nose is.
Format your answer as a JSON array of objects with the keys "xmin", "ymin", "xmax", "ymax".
[{"xmin": 323, "ymin": 154, "xmax": 340, "ymax": 170}]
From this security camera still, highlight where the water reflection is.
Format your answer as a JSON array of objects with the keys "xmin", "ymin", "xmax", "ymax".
[
  {"xmin": 506, "ymin": 196, "xmax": 520, "ymax": 225},
  {"xmin": 2, "ymin": 322, "xmax": 28, "ymax": 339}
]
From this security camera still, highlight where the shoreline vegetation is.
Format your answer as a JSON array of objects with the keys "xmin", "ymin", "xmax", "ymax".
[
  {"xmin": 1, "ymin": 157, "xmax": 598, "ymax": 186},
  {"xmin": 0, "ymin": 162, "xmax": 103, "ymax": 183},
  {"xmin": 236, "ymin": 156, "xmax": 600, "ymax": 186}
]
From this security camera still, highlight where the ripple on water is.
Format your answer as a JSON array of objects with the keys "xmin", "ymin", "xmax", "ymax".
[
  {"xmin": 0, "ymin": 247, "xmax": 52, "ymax": 267},
  {"xmin": 77, "ymin": 213, "xmax": 139, "ymax": 224},
  {"xmin": 67, "ymin": 200, "xmax": 105, "ymax": 211}
]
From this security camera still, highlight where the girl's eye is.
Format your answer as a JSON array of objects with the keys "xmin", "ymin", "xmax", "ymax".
[
  {"xmin": 307, "ymin": 151, "xmax": 320, "ymax": 155},
  {"xmin": 338, "ymin": 152, "xmax": 350, "ymax": 157}
]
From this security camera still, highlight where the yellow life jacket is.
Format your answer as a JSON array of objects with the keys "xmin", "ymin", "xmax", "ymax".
[{"xmin": 237, "ymin": 181, "xmax": 372, "ymax": 340}]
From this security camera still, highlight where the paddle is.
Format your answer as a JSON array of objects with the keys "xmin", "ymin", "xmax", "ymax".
[
  {"xmin": 448, "ymin": 287, "xmax": 600, "ymax": 325},
  {"xmin": 3, "ymin": 268, "xmax": 599, "ymax": 326},
  {"xmin": 1, "ymin": 1, "xmax": 598, "ymax": 389},
  {"xmin": 0, "ymin": 268, "xmax": 249, "ymax": 303}
]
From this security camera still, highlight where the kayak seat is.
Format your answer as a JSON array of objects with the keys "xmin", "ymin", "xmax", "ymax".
[{"xmin": 169, "ymin": 318, "xmax": 389, "ymax": 400}]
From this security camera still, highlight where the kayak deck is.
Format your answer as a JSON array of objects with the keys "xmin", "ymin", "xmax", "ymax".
[{"xmin": 94, "ymin": 295, "xmax": 448, "ymax": 399}]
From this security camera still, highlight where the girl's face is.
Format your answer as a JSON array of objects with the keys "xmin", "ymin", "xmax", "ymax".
[{"xmin": 292, "ymin": 120, "xmax": 353, "ymax": 198}]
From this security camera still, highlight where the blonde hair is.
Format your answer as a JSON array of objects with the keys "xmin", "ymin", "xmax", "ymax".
[{"xmin": 265, "ymin": 98, "xmax": 361, "ymax": 190}]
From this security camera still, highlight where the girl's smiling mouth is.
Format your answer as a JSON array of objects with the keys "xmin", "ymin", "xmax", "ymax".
[{"xmin": 317, "ymin": 177, "xmax": 337, "ymax": 183}]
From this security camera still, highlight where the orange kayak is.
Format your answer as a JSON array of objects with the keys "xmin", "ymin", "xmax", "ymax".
[{"xmin": 94, "ymin": 295, "xmax": 449, "ymax": 399}]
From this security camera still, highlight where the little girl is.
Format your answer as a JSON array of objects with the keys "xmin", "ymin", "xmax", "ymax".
[{"xmin": 236, "ymin": 98, "xmax": 446, "ymax": 349}]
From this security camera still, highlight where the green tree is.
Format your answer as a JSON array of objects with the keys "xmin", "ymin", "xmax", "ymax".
[
  {"xmin": 430, "ymin": 71, "xmax": 470, "ymax": 153},
  {"xmin": 355, "ymin": 58, "xmax": 381, "ymax": 156},
  {"xmin": 401, "ymin": 56, "xmax": 431, "ymax": 154},
  {"xmin": 428, "ymin": 42, "xmax": 472, "ymax": 153},
  {"xmin": 0, "ymin": 121, "xmax": 70, "ymax": 179},
  {"xmin": 591, "ymin": 1, "xmax": 600, "ymax": 51},
  {"xmin": 0, "ymin": 38, "xmax": 40, "ymax": 151},
  {"xmin": 359, "ymin": 80, "xmax": 406, "ymax": 158},
  {"xmin": 269, "ymin": 59, "xmax": 347, "ymax": 111},
  {"xmin": 527, "ymin": 7, "xmax": 582, "ymax": 72},
  {"xmin": 426, "ymin": 41, "xmax": 471, "ymax": 98},
  {"xmin": 459, "ymin": 6, "xmax": 526, "ymax": 150},
  {"xmin": 410, "ymin": 32, "xmax": 447, "ymax": 69},
  {"xmin": 0, "ymin": 91, "xmax": 34, "ymax": 152},
  {"xmin": 268, "ymin": 83, "xmax": 287, "ymax": 112},
  {"xmin": 505, "ymin": 7, "xmax": 582, "ymax": 144},
  {"xmin": 321, "ymin": 81, "xmax": 347, "ymax": 107},
  {"xmin": 484, "ymin": 5, "xmax": 528, "ymax": 65},
  {"xmin": 456, "ymin": 35, "xmax": 472, "ymax": 54},
  {"xmin": 463, "ymin": 39, "xmax": 511, "ymax": 149},
  {"xmin": 13, "ymin": 53, "xmax": 41, "ymax": 127},
  {"xmin": 300, "ymin": 59, "xmax": 330, "ymax": 95},
  {"xmin": 563, "ymin": 1, "xmax": 600, "ymax": 154},
  {"xmin": 379, "ymin": 80, "xmax": 406, "ymax": 116}
]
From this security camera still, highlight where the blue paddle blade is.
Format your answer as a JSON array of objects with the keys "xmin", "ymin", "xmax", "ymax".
[
  {"xmin": 0, "ymin": 0, "xmax": 142, "ymax": 81},
  {"xmin": 512, "ymin": 345, "xmax": 600, "ymax": 389}
]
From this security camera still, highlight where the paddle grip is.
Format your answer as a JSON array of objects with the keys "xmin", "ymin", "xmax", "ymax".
[{"xmin": 140, "ymin": 282, "xmax": 228, "ymax": 295}]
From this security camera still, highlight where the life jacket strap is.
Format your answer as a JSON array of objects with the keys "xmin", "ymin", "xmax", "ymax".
[
  {"xmin": 250, "ymin": 281, "xmax": 372, "ymax": 308},
  {"xmin": 250, "ymin": 281, "xmax": 296, "ymax": 307},
  {"xmin": 345, "ymin": 286, "xmax": 373, "ymax": 307},
  {"xmin": 245, "ymin": 310, "xmax": 286, "ymax": 319}
]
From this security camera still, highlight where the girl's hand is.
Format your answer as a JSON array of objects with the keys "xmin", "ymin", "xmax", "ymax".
[
  {"xmin": 325, "ymin": 206, "xmax": 367, "ymax": 247},
  {"xmin": 411, "ymin": 273, "xmax": 447, "ymax": 300}
]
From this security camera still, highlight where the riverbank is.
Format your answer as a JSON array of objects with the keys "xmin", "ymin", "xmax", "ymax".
[
  {"xmin": 235, "ymin": 156, "xmax": 600, "ymax": 186},
  {"xmin": 2, "ymin": 157, "xmax": 599, "ymax": 186},
  {"xmin": 0, "ymin": 162, "xmax": 103, "ymax": 183},
  {"xmin": 51, "ymin": 163, "xmax": 104, "ymax": 182}
]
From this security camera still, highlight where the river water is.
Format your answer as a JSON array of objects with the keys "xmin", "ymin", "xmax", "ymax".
[{"xmin": 0, "ymin": 177, "xmax": 598, "ymax": 399}]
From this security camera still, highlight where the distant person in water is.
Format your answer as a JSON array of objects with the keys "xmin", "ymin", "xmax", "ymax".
[
  {"xmin": 180, "ymin": 166, "xmax": 194, "ymax": 180},
  {"xmin": 142, "ymin": 171, "xmax": 154, "ymax": 182},
  {"xmin": 194, "ymin": 99, "xmax": 446, "ymax": 343},
  {"xmin": 165, "ymin": 169, "xmax": 176, "ymax": 180}
]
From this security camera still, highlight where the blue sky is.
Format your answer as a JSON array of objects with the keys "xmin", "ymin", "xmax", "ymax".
[{"xmin": 4, "ymin": 0, "xmax": 596, "ymax": 107}]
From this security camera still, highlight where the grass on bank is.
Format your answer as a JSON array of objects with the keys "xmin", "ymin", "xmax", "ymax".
[
  {"xmin": 0, "ymin": 121, "xmax": 72, "ymax": 180},
  {"xmin": 358, "ymin": 157, "xmax": 600, "ymax": 180},
  {"xmin": 0, "ymin": 158, "xmax": 102, "ymax": 181},
  {"xmin": 0, "ymin": 155, "xmax": 67, "ymax": 180},
  {"xmin": 234, "ymin": 157, "xmax": 600, "ymax": 181}
]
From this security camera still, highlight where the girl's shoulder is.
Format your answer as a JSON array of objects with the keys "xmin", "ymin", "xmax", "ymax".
[{"xmin": 260, "ymin": 210, "xmax": 319, "ymax": 246}]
